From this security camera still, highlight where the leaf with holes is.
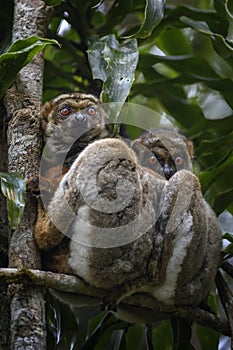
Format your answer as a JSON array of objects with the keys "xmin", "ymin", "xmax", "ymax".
[{"xmin": 88, "ymin": 34, "xmax": 138, "ymax": 110}]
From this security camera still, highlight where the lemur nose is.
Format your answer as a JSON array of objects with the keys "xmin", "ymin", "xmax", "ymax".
[
  {"xmin": 75, "ymin": 112, "xmax": 86, "ymax": 123},
  {"xmin": 163, "ymin": 164, "xmax": 175, "ymax": 180}
]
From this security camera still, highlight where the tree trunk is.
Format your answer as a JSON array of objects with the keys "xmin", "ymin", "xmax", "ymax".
[
  {"xmin": 3, "ymin": 0, "xmax": 51, "ymax": 348},
  {"xmin": 0, "ymin": 108, "xmax": 10, "ymax": 349}
]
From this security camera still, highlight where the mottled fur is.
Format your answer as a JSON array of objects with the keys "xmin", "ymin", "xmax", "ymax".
[
  {"xmin": 132, "ymin": 129, "xmax": 193, "ymax": 180},
  {"xmin": 36, "ymin": 137, "xmax": 222, "ymax": 310},
  {"xmin": 34, "ymin": 93, "xmax": 112, "ymax": 268}
]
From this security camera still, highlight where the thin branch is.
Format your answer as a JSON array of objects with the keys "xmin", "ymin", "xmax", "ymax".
[
  {"xmin": 0, "ymin": 267, "xmax": 102, "ymax": 297},
  {"xmin": 174, "ymin": 305, "xmax": 229, "ymax": 337},
  {"xmin": 0, "ymin": 267, "xmax": 230, "ymax": 337}
]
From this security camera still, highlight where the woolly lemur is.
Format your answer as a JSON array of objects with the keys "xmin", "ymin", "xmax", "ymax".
[{"xmin": 35, "ymin": 131, "xmax": 222, "ymax": 311}]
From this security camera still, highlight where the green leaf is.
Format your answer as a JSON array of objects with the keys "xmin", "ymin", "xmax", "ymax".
[
  {"xmin": 83, "ymin": 312, "xmax": 129, "ymax": 350},
  {"xmin": 113, "ymin": 330, "xmax": 127, "ymax": 350},
  {"xmin": 195, "ymin": 324, "xmax": 220, "ymax": 350},
  {"xmin": 180, "ymin": 16, "xmax": 233, "ymax": 59},
  {"xmin": 46, "ymin": 292, "xmax": 78, "ymax": 349},
  {"xmin": 211, "ymin": 189, "xmax": 233, "ymax": 215},
  {"xmin": 139, "ymin": 53, "xmax": 220, "ymax": 78},
  {"xmin": 127, "ymin": 0, "xmax": 165, "ymax": 38},
  {"xmin": 199, "ymin": 151, "xmax": 233, "ymax": 214},
  {"xmin": 211, "ymin": 35, "xmax": 233, "ymax": 60},
  {"xmin": 153, "ymin": 320, "xmax": 173, "ymax": 350},
  {"xmin": 199, "ymin": 152, "xmax": 233, "ymax": 193},
  {"xmin": 0, "ymin": 36, "xmax": 60, "ymax": 98},
  {"xmin": 155, "ymin": 28, "xmax": 192, "ymax": 55},
  {"xmin": 88, "ymin": 34, "xmax": 138, "ymax": 107},
  {"xmin": 215, "ymin": 0, "xmax": 233, "ymax": 42},
  {"xmin": 132, "ymin": 80, "xmax": 206, "ymax": 128},
  {"xmin": 154, "ymin": 5, "xmax": 222, "ymax": 39},
  {"xmin": 222, "ymin": 242, "xmax": 233, "ymax": 259},
  {"xmin": 223, "ymin": 232, "xmax": 233, "ymax": 243},
  {"xmin": 191, "ymin": 122, "xmax": 233, "ymax": 167},
  {"xmin": 126, "ymin": 324, "xmax": 144, "ymax": 350},
  {"xmin": 88, "ymin": 311, "xmax": 108, "ymax": 335},
  {"xmin": 171, "ymin": 318, "xmax": 194, "ymax": 350},
  {"xmin": 0, "ymin": 172, "xmax": 26, "ymax": 229},
  {"xmin": 43, "ymin": 0, "xmax": 63, "ymax": 5}
]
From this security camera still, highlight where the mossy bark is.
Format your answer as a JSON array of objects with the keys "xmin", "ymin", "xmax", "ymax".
[{"xmin": 3, "ymin": 0, "xmax": 51, "ymax": 348}]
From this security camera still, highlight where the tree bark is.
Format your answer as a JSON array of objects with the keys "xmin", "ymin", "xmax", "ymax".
[
  {"xmin": 3, "ymin": 0, "xmax": 51, "ymax": 348},
  {"xmin": 0, "ymin": 106, "xmax": 10, "ymax": 348}
]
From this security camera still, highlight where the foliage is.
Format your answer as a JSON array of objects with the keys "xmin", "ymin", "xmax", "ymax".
[
  {"xmin": 0, "ymin": 36, "xmax": 59, "ymax": 98},
  {"xmin": 40, "ymin": 0, "xmax": 233, "ymax": 214},
  {"xmin": 0, "ymin": 172, "xmax": 25, "ymax": 229},
  {"xmin": 0, "ymin": 0, "xmax": 233, "ymax": 349},
  {"xmin": 87, "ymin": 35, "xmax": 139, "ymax": 105}
]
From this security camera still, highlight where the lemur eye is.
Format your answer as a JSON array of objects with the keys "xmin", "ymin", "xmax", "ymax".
[
  {"xmin": 59, "ymin": 106, "xmax": 71, "ymax": 118},
  {"xmin": 148, "ymin": 155, "xmax": 158, "ymax": 165},
  {"xmin": 175, "ymin": 156, "xmax": 183, "ymax": 166},
  {"xmin": 87, "ymin": 107, "xmax": 97, "ymax": 117}
]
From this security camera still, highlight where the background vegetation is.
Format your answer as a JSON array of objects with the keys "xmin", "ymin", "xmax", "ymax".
[{"xmin": 0, "ymin": 0, "xmax": 232, "ymax": 349}]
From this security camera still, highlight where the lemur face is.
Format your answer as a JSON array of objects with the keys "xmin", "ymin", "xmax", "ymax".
[
  {"xmin": 132, "ymin": 129, "xmax": 193, "ymax": 180},
  {"xmin": 40, "ymin": 93, "xmax": 111, "ymax": 168},
  {"xmin": 41, "ymin": 93, "xmax": 107, "ymax": 141}
]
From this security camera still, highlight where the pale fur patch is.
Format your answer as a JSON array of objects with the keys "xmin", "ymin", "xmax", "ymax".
[
  {"xmin": 153, "ymin": 212, "xmax": 193, "ymax": 304},
  {"xmin": 68, "ymin": 206, "xmax": 91, "ymax": 279}
]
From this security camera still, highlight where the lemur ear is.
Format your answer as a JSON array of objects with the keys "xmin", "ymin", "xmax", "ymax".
[
  {"xmin": 185, "ymin": 139, "xmax": 194, "ymax": 159},
  {"xmin": 41, "ymin": 101, "xmax": 52, "ymax": 131},
  {"xmin": 131, "ymin": 136, "xmax": 144, "ymax": 148}
]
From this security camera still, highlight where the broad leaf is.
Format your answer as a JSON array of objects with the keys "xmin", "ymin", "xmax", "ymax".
[
  {"xmin": 214, "ymin": 0, "xmax": 233, "ymax": 42},
  {"xmin": 180, "ymin": 16, "xmax": 233, "ymax": 60},
  {"xmin": 0, "ymin": 172, "xmax": 26, "ymax": 229},
  {"xmin": 195, "ymin": 324, "xmax": 220, "ymax": 350},
  {"xmin": 153, "ymin": 320, "xmax": 173, "ymax": 350},
  {"xmin": 222, "ymin": 242, "xmax": 233, "ymax": 259},
  {"xmin": 127, "ymin": 0, "xmax": 165, "ymax": 38},
  {"xmin": 88, "ymin": 34, "xmax": 138, "ymax": 107},
  {"xmin": 132, "ymin": 80, "xmax": 206, "ymax": 128},
  {"xmin": 83, "ymin": 312, "xmax": 129, "ymax": 350},
  {"xmin": 223, "ymin": 232, "xmax": 233, "ymax": 243},
  {"xmin": 46, "ymin": 293, "xmax": 79, "ymax": 349},
  {"xmin": 171, "ymin": 318, "xmax": 195, "ymax": 350},
  {"xmin": 126, "ymin": 324, "xmax": 144, "ymax": 350},
  {"xmin": 0, "ymin": 36, "xmax": 59, "ymax": 98},
  {"xmin": 199, "ymin": 152, "xmax": 233, "ymax": 193},
  {"xmin": 211, "ymin": 189, "xmax": 233, "ymax": 215},
  {"xmin": 139, "ymin": 53, "xmax": 220, "ymax": 78}
]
